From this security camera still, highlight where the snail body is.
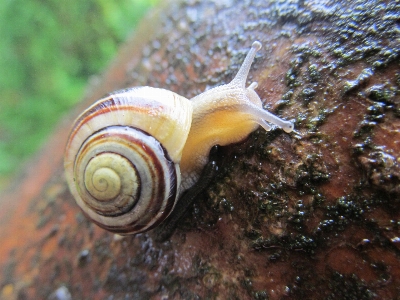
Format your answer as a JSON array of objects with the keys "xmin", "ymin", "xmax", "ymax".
[{"xmin": 64, "ymin": 41, "xmax": 294, "ymax": 235}]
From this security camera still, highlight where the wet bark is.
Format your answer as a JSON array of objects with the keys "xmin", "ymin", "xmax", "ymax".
[{"xmin": 0, "ymin": 0, "xmax": 399, "ymax": 299}]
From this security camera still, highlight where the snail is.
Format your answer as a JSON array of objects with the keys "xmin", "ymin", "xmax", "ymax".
[{"xmin": 64, "ymin": 41, "xmax": 294, "ymax": 236}]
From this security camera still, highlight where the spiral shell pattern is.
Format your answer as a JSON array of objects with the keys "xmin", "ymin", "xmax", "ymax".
[
  {"xmin": 64, "ymin": 87, "xmax": 192, "ymax": 234},
  {"xmin": 73, "ymin": 126, "xmax": 179, "ymax": 233}
]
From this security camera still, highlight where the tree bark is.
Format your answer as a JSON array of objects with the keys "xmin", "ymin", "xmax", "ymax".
[{"xmin": 0, "ymin": 0, "xmax": 399, "ymax": 299}]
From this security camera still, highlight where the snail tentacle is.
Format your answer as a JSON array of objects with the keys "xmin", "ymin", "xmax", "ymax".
[{"xmin": 230, "ymin": 41, "xmax": 262, "ymax": 88}]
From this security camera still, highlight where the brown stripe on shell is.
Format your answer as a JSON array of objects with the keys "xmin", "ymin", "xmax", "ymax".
[
  {"xmin": 141, "ymin": 162, "xmax": 178, "ymax": 232},
  {"xmin": 131, "ymin": 151, "xmax": 178, "ymax": 233},
  {"xmin": 96, "ymin": 160, "xmax": 177, "ymax": 234},
  {"xmin": 98, "ymin": 129, "xmax": 177, "ymax": 233},
  {"xmin": 73, "ymin": 131, "xmax": 141, "ymax": 216},
  {"xmin": 74, "ymin": 126, "xmax": 178, "ymax": 234},
  {"xmin": 67, "ymin": 96, "xmax": 167, "ymax": 150}
]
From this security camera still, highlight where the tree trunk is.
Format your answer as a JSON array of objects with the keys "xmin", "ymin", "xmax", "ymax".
[{"xmin": 1, "ymin": 0, "xmax": 399, "ymax": 299}]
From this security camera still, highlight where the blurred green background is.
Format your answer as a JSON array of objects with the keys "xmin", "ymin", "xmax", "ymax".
[{"xmin": 0, "ymin": 0, "xmax": 159, "ymax": 190}]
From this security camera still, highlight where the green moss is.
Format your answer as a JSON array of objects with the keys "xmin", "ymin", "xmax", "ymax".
[
  {"xmin": 252, "ymin": 234, "xmax": 317, "ymax": 255},
  {"xmin": 300, "ymin": 87, "xmax": 316, "ymax": 103},
  {"xmin": 308, "ymin": 64, "xmax": 320, "ymax": 82},
  {"xmin": 253, "ymin": 290, "xmax": 269, "ymax": 300},
  {"xmin": 368, "ymin": 85, "xmax": 397, "ymax": 104},
  {"xmin": 326, "ymin": 272, "xmax": 375, "ymax": 300},
  {"xmin": 343, "ymin": 68, "xmax": 374, "ymax": 94},
  {"xmin": 314, "ymin": 196, "xmax": 365, "ymax": 233}
]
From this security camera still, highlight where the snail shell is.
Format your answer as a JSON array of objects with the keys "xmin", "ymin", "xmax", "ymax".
[
  {"xmin": 64, "ymin": 41, "xmax": 294, "ymax": 235},
  {"xmin": 64, "ymin": 88, "xmax": 192, "ymax": 233}
]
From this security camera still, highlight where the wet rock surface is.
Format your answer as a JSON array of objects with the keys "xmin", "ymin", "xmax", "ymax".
[{"xmin": 0, "ymin": 0, "xmax": 399, "ymax": 299}]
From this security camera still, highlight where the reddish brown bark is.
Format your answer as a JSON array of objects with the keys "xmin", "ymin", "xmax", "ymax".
[{"xmin": 1, "ymin": 0, "xmax": 399, "ymax": 299}]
